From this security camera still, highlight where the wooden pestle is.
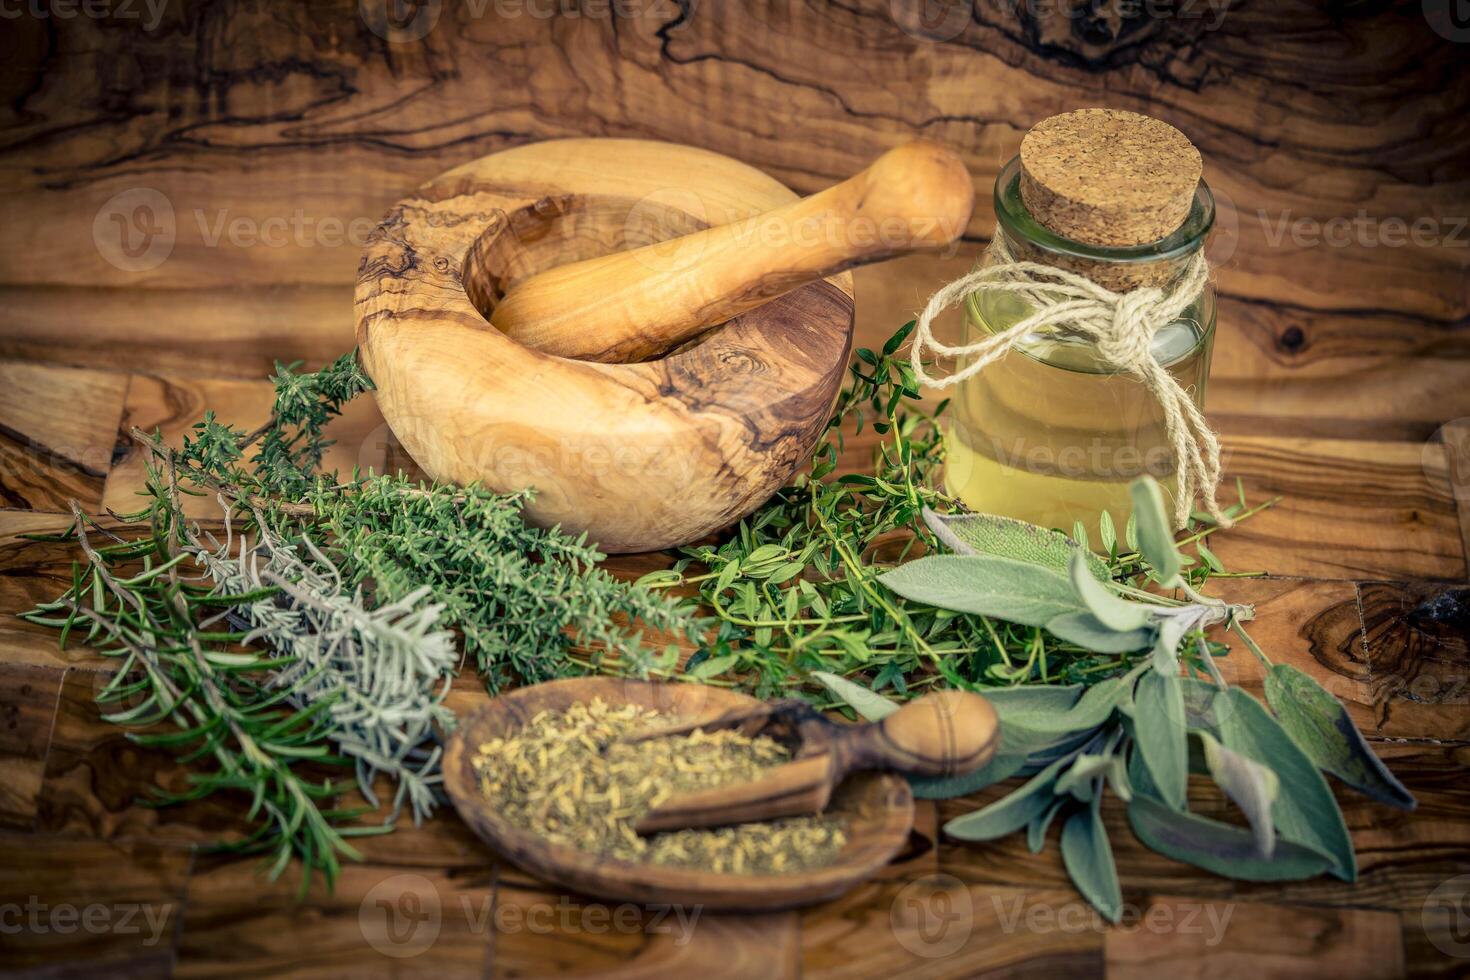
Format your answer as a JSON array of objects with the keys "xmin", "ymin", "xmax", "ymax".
[
  {"xmin": 490, "ymin": 140, "xmax": 975, "ymax": 363},
  {"xmin": 633, "ymin": 690, "xmax": 999, "ymax": 834}
]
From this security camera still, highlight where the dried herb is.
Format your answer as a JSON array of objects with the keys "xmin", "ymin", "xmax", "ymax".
[{"xmin": 472, "ymin": 699, "xmax": 846, "ymax": 874}]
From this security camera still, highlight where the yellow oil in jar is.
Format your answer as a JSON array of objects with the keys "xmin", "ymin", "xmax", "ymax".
[{"xmin": 944, "ymin": 288, "xmax": 1213, "ymax": 543}]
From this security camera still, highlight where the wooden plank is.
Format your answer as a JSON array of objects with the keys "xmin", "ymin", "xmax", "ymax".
[
  {"xmin": 36, "ymin": 667, "xmax": 258, "ymax": 846},
  {"xmin": 0, "ymin": 830, "xmax": 190, "ymax": 975},
  {"xmin": 0, "ymin": 283, "xmax": 355, "ymax": 381},
  {"xmin": 0, "ymin": 662, "xmax": 62, "ymax": 832},
  {"xmin": 0, "ymin": 511, "xmax": 112, "ymax": 672},
  {"xmin": 1210, "ymin": 436, "xmax": 1464, "ymax": 581},
  {"xmin": 799, "ymin": 879, "xmax": 1102, "ymax": 978},
  {"xmin": 1202, "ymin": 577, "xmax": 1373, "ymax": 727},
  {"xmin": 1, "ymin": 3, "xmax": 1463, "ymax": 323},
  {"xmin": 0, "ymin": 361, "xmax": 128, "ymax": 512},
  {"xmin": 1103, "ymin": 897, "xmax": 1404, "ymax": 979},
  {"xmin": 102, "ymin": 373, "xmax": 393, "ymax": 518},
  {"xmin": 1443, "ymin": 418, "xmax": 1470, "ymax": 566},
  {"xmin": 1359, "ymin": 581, "xmax": 1470, "ymax": 741},
  {"xmin": 176, "ymin": 857, "xmax": 495, "ymax": 977},
  {"xmin": 0, "ymin": 5, "xmax": 1463, "ymax": 435},
  {"xmin": 491, "ymin": 882, "xmax": 796, "ymax": 979}
]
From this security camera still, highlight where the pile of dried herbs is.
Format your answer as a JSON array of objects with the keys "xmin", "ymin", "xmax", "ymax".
[{"xmin": 471, "ymin": 698, "xmax": 846, "ymax": 874}]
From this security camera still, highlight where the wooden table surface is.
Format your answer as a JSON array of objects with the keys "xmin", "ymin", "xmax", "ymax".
[{"xmin": 1, "ymin": 2, "xmax": 1467, "ymax": 977}]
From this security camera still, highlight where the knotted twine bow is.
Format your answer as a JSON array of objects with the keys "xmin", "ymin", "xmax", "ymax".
[{"xmin": 909, "ymin": 237, "xmax": 1228, "ymax": 529}]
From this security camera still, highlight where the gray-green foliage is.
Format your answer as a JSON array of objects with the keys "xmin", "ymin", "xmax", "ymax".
[
  {"xmin": 191, "ymin": 502, "xmax": 458, "ymax": 822},
  {"xmin": 823, "ymin": 475, "xmax": 1414, "ymax": 920}
]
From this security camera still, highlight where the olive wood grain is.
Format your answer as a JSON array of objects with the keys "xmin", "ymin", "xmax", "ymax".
[
  {"xmin": 490, "ymin": 140, "xmax": 974, "ymax": 363},
  {"xmin": 355, "ymin": 139, "xmax": 856, "ymax": 553},
  {"xmin": 632, "ymin": 691, "xmax": 998, "ymax": 833},
  {"xmin": 441, "ymin": 678, "xmax": 914, "ymax": 912}
]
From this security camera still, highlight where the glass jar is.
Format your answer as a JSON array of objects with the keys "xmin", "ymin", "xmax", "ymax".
[{"xmin": 943, "ymin": 156, "xmax": 1217, "ymax": 542}]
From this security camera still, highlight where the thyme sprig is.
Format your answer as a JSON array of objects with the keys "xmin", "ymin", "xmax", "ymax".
[{"xmin": 647, "ymin": 322, "xmax": 1263, "ymax": 699}]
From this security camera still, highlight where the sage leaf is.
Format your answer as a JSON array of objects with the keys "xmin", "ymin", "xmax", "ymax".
[
  {"xmin": 1215, "ymin": 688, "xmax": 1357, "ymax": 881},
  {"xmin": 1106, "ymin": 753, "xmax": 1133, "ymax": 802},
  {"xmin": 944, "ymin": 755, "xmax": 1069, "ymax": 841},
  {"xmin": 878, "ymin": 555, "xmax": 1084, "ymax": 627},
  {"xmin": 1150, "ymin": 613, "xmax": 1190, "ymax": 674},
  {"xmin": 1028, "ymin": 798, "xmax": 1064, "ymax": 853},
  {"xmin": 1198, "ymin": 730, "xmax": 1279, "ymax": 859},
  {"xmin": 1046, "ymin": 611, "xmax": 1154, "ymax": 653},
  {"xmin": 1263, "ymin": 664, "xmax": 1416, "ymax": 810},
  {"xmin": 921, "ymin": 507, "xmax": 1109, "ymax": 581},
  {"xmin": 1127, "ymin": 794, "xmax": 1335, "ymax": 881},
  {"xmin": 911, "ymin": 748, "xmax": 1026, "ymax": 799},
  {"xmin": 1061, "ymin": 795, "xmax": 1123, "ymax": 923},
  {"xmin": 1130, "ymin": 477, "xmax": 1182, "ymax": 587},
  {"xmin": 1098, "ymin": 509, "xmax": 1117, "ymax": 555},
  {"xmin": 1055, "ymin": 753, "xmax": 1112, "ymax": 802},
  {"xmin": 811, "ymin": 670, "xmax": 899, "ymax": 721},
  {"xmin": 1002, "ymin": 676, "xmax": 1128, "ymax": 735},
  {"xmin": 981, "ymin": 684, "xmax": 1084, "ymax": 713},
  {"xmin": 1132, "ymin": 669, "xmax": 1189, "ymax": 810},
  {"xmin": 1069, "ymin": 552, "xmax": 1151, "ymax": 631}
]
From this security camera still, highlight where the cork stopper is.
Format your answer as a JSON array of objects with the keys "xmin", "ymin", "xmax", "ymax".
[{"xmin": 1019, "ymin": 109, "xmax": 1202, "ymax": 248}]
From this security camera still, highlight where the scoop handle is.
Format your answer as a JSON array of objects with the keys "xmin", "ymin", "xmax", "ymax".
[
  {"xmin": 836, "ymin": 690, "xmax": 1000, "ymax": 780},
  {"xmin": 490, "ymin": 140, "xmax": 975, "ymax": 363}
]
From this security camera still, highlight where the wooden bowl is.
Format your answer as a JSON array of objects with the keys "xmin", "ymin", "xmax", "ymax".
[
  {"xmin": 355, "ymin": 139, "xmax": 855, "ymax": 553},
  {"xmin": 442, "ymin": 678, "xmax": 914, "ymax": 911}
]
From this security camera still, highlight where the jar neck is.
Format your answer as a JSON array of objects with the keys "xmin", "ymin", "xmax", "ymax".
[{"xmin": 993, "ymin": 155, "xmax": 1214, "ymax": 292}]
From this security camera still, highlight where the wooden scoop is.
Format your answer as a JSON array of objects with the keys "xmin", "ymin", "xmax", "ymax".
[
  {"xmin": 490, "ymin": 140, "xmax": 975, "ymax": 363},
  {"xmin": 632, "ymin": 690, "xmax": 998, "ymax": 834}
]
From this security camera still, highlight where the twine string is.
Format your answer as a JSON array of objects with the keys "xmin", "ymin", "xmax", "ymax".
[{"xmin": 910, "ymin": 237, "xmax": 1227, "ymax": 529}]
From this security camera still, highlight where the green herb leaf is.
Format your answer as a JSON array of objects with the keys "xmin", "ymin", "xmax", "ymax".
[
  {"xmin": 1061, "ymin": 795, "xmax": 1123, "ymax": 923},
  {"xmin": 1198, "ymin": 730, "xmax": 1279, "ymax": 859},
  {"xmin": 1028, "ymin": 798, "xmax": 1064, "ymax": 853},
  {"xmin": 1127, "ymin": 794, "xmax": 1335, "ymax": 882},
  {"xmin": 1263, "ymin": 665, "xmax": 1416, "ymax": 811},
  {"xmin": 1098, "ymin": 510, "xmax": 1118, "ymax": 555},
  {"xmin": 689, "ymin": 653, "xmax": 738, "ymax": 680},
  {"xmin": 1045, "ymin": 611, "xmax": 1154, "ymax": 653},
  {"xmin": 878, "ymin": 555, "xmax": 1083, "ymax": 627},
  {"xmin": 1002, "ymin": 676, "xmax": 1129, "ymax": 736},
  {"xmin": 1130, "ymin": 477, "xmax": 1183, "ymax": 587},
  {"xmin": 911, "ymin": 748, "xmax": 1026, "ymax": 799},
  {"xmin": 921, "ymin": 507, "xmax": 1110, "ymax": 581},
  {"xmin": 1055, "ymin": 753, "xmax": 1113, "ymax": 802},
  {"xmin": 1069, "ymin": 552, "xmax": 1151, "ymax": 631},
  {"xmin": 944, "ymin": 756, "xmax": 1069, "ymax": 841},
  {"xmin": 981, "ymin": 685, "xmax": 1085, "ymax": 713},
  {"xmin": 1215, "ymin": 688, "xmax": 1357, "ymax": 881},
  {"xmin": 811, "ymin": 671, "xmax": 899, "ymax": 721},
  {"xmin": 1132, "ymin": 669, "xmax": 1189, "ymax": 810}
]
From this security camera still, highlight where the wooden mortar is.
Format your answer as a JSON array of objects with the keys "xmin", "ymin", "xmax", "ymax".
[{"xmin": 356, "ymin": 138, "xmax": 972, "ymax": 553}]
